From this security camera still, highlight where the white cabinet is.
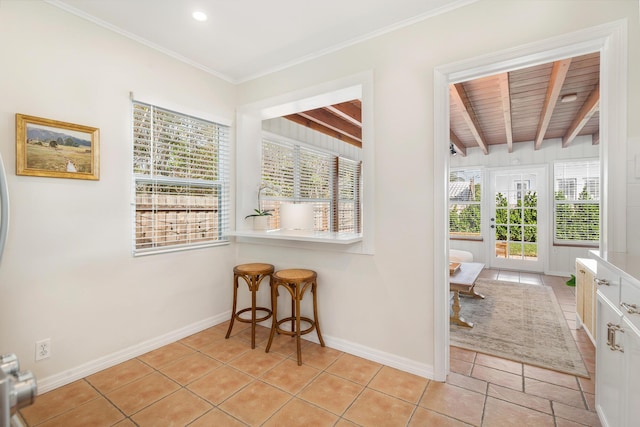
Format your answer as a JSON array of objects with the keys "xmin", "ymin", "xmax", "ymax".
[
  {"xmin": 592, "ymin": 251, "xmax": 640, "ymax": 427},
  {"xmin": 595, "ymin": 293, "xmax": 624, "ymax": 427}
]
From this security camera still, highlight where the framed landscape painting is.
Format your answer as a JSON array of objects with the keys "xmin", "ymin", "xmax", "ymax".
[{"xmin": 16, "ymin": 114, "xmax": 100, "ymax": 180}]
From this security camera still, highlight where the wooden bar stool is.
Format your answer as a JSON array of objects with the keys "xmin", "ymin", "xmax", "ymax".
[
  {"xmin": 265, "ymin": 268, "xmax": 325, "ymax": 365},
  {"xmin": 225, "ymin": 263, "xmax": 274, "ymax": 349}
]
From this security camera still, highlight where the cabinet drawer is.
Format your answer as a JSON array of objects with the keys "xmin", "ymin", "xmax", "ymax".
[
  {"xmin": 621, "ymin": 277, "xmax": 640, "ymax": 331},
  {"xmin": 595, "ymin": 262, "xmax": 621, "ymax": 306}
]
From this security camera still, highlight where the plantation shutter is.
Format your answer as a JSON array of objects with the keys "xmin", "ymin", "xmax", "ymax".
[
  {"xmin": 261, "ymin": 136, "xmax": 360, "ymax": 233},
  {"xmin": 553, "ymin": 160, "xmax": 599, "ymax": 244},
  {"xmin": 338, "ymin": 157, "xmax": 361, "ymax": 233},
  {"xmin": 132, "ymin": 102, "xmax": 230, "ymax": 254}
]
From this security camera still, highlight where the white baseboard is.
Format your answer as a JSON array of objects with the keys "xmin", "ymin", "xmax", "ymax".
[
  {"xmin": 37, "ymin": 312, "xmax": 435, "ymax": 394},
  {"xmin": 36, "ymin": 311, "xmax": 230, "ymax": 394},
  {"xmin": 298, "ymin": 334, "xmax": 435, "ymax": 380}
]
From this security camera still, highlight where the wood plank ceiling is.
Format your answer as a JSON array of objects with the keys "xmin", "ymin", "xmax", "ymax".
[
  {"xmin": 283, "ymin": 52, "xmax": 599, "ymax": 157},
  {"xmin": 450, "ymin": 52, "xmax": 600, "ymax": 156},
  {"xmin": 284, "ymin": 100, "xmax": 363, "ymax": 148}
]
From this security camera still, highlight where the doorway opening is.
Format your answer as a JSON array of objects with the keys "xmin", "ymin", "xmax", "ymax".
[{"xmin": 433, "ymin": 21, "xmax": 628, "ymax": 381}]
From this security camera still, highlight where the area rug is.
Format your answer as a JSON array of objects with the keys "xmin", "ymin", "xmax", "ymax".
[{"xmin": 450, "ymin": 279, "xmax": 589, "ymax": 378}]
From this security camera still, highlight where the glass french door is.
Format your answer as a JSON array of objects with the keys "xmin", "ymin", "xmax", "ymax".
[{"xmin": 489, "ymin": 167, "xmax": 546, "ymax": 272}]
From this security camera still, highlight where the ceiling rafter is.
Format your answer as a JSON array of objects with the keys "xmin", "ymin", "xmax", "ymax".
[
  {"xmin": 534, "ymin": 58, "xmax": 572, "ymax": 150},
  {"xmin": 325, "ymin": 101, "xmax": 361, "ymax": 126},
  {"xmin": 450, "ymin": 131, "xmax": 467, "ymax": 156},
  {"xmin": 284, "ymin": 113, "xmax": 362, "ymax": 148},
  {"xmin": 451, "ymin": 83, "xmax": 489, "ymax": 155},
  {"xmin": 562, "ymin": 83, "xmax": 600, "ymax": 147},
  {"xmin": 592, "ymin": 130, "xmax": 600, "ymax": 145},
  {"xmin": 497, "ymin": 72, "xmax": 514, "ymax": 153}
]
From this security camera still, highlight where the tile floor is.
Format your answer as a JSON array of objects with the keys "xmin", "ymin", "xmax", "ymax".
[{"xmin": 17, "ymin": 269, "xmax": 600, "ymax": 426}]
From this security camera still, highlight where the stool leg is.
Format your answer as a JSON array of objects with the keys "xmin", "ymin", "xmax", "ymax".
[
  {"xmin": 265, "ymin": 281, "xmax": 278, "ymax": 353},
  {"xmin": 295, "ymin": 284, "xmax": 302, "ymax": 365},
  {"xmin": 250, "ymin": 274, "xmax": 257, "ymax": 349},
  {"xmin": 312, "ymin": 281, "xmax": 325, "ymax": 347},
  {"xmin": 225, "ymin": 274, "xmax": 239, "ymax": 339},
  {"xmin": 290, "ymin": 297, "xmax": 295, "ymax": 336}
]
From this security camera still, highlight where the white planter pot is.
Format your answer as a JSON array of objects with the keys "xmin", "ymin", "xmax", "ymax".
[{"xmin": 252, "ymin": 215, "xmax": 271, "ymax": 231}]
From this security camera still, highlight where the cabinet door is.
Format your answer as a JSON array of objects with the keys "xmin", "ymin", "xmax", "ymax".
[
  {"xmin": 623, "ymin": 318, "xmax": 640, "ymax": 426},
  {"xmin": 595, "ymin": 263, "xmax": 621, "ymax": 306},
  {"xmin": 620, "ymin": 277, "xmax": 640, "ymax": 331},
  {"xmin": 584, "ymin": 268, "xmax": 595, "ymax": 339},
  {"xmin": 596, "ymin": 293, "xmax": 624, "ymax": 427}
]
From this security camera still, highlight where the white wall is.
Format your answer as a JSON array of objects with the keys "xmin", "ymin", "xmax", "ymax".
[
  {"xmin": 236, "ymin": 0, "xmax": 640, "ymax": 374},
  {"xmin": 0, "ymin": 1, "xmax": 236, "ymax": 390},
  {"xmin": 450, "ymin": 136, "xmax": 600, "ymax": 275}
]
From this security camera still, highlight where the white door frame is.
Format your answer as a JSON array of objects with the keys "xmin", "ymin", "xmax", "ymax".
[{"xmin": 433, "ymin": 21, "xmax": 628, "ymax": 381}]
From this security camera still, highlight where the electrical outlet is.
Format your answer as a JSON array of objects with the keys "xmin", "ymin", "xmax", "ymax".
[{"xmin": 35, "ymin": 338, "xmax": 51, "ymax": 361}]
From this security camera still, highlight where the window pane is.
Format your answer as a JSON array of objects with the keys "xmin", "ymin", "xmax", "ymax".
[
  {"xmin": 449, "ymin": 169, "xmax": 482, "ymax": 237},
  {"xmin": 133, "ymin": 102, "xmax": 229, "ymax": 253},
  {"xmin": 553, "ymin": 160, "xmax": 600, "ymax": 245},
  {"xmin": 261, "ymin": 137, "xmax": 360, "ymax": 233}
]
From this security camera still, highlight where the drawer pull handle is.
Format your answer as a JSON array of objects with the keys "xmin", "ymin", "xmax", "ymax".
[
  {"xmin": 595, "ymin": 278, "xmax": 610, "ymax": 286},
  {"xmin": 606, "ymin": 322, "xmax": 624, "ymax": 352},
  {"xmin": 620, "ymin": 302, "xmax": 639, "ymax": 315}
]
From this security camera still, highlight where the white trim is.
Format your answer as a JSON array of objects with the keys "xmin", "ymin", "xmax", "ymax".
[
  {"xmin": 36, "ymin": 311, "xmax": 434, "ymax": 395},
  {"xmin": 236, "ymin": 71, "xmax": 375, "ymax": 255},
  {"xmin": 434, "ymin": 20, "xmax": 628, "ymax": 381},
  {"xmin": 323, "ymin": 335, "xmax": 434, "ymax": 379},
  {"xmin": 44, "ymin": 0, "xmax": 232, "ymax": 83},
  {"xmin": 236, "ymin": 0, "xmax": 480, "ymax": 83},
  {"xmin": 35, "ymin": 312, "xmax": 230, "ymax": 394}
]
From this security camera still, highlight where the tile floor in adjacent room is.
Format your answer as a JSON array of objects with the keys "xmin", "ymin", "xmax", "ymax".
[{"xmin": 18, "ymin": 269, "xmax": 600, "ymax": 426}]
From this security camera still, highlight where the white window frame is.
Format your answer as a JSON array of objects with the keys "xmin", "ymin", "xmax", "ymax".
[
  {"xmin": 235, "ymin": 72, "xmax": 374, "ymax": 254},
  {"xmin": 132, "ymin": 101, "xmax": 230, "ymax": 255},
  {"xmin": 449, "ymin": 168, "xmax": 483, "ymax": 240},
  {"xmin": 553, "ymin": 159, "xmax": 600, "ymax": 247}
]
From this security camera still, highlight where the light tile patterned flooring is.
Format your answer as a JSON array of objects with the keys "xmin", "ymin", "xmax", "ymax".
[{"xmin": 18, "ymin": 269, "xmax": 600, "ymax": 426}]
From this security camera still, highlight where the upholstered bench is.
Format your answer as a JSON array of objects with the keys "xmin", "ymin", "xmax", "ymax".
[{"xmin": 449, "ymin": 249, "xmax": 473, "ymax": 263}]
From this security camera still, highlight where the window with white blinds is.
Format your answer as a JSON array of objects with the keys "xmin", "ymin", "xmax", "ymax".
[
  {"xmin": 260, "ymin": 137, "xmax": 361, "ymax": 233},
  {"xmin": 449, "ymin": 169, "xmax": 482, "ymax": 239},
  {"xmin": 553, "ymin": 159, "xmax": 599, "ymax": 245},
  {"xmin": 132, "ymin": 101, "xmax": 230, "ymax": 254}
]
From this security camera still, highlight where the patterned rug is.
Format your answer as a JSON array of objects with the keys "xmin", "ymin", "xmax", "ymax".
[{"xmin": 450, "ymin": 279, "xmax": 589, "ymax": 377}]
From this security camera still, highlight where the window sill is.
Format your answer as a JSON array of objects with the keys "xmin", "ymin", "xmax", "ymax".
[{"xmin": 229, "ymin": 229, "xmax": 362, "ymax": 244}]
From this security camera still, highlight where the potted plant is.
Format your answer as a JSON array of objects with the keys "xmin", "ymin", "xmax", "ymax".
[
  {"xmin": 245, "ymin": 208, "xmax": 272, "ymax": 230},
  {"xmin": 245, "ymin": 182, "xmax": 276, "ymax": 230}
]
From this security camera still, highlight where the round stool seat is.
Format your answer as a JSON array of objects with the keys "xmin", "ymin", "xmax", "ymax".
[
  {"xmin": 266, "ymin": 268, "xmax": 324, "ymax": 365},
  {"xmin": 273, "ymin": 268, "xmax": 316, "ymax": 283},
  {"xmin": 234, "ymin": 263, "xmax": 275, "ymax": 276},
  {"xmin": 226, "ymin": 263, "xmax": 274, "ymax": 349}
]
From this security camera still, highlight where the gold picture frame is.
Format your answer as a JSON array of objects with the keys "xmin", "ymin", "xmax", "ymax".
[{"xmin": 16, "ymin": 114, "xmax": 99, "ymax": 180}]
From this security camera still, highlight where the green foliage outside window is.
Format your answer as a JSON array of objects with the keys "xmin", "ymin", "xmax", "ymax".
[
  {"xmin": 555, "ymin": 185, "xmax": 599, "ymax": 241},
  {"xmin": 449, "ymin": 182, "xmax": 481, "ymax": 236}
]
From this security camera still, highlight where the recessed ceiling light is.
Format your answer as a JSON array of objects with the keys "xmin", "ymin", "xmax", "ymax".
[
  {"xmin": 192, "ymin": 11, "xmax": 207, "ymax": 22},
  {"xmin": 561, "ymin": 93, "xmax": 578, "ymax": 103}
]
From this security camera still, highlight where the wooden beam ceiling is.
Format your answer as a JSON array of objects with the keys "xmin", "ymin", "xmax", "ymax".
[
  {"xmin": 451, "ymin": 83, "xmax": 489, "ymax": 155},
  {"xmin": 497, "ymin": 72, "xmax": 513, "ymax": 153},
  {"xmin": 450, "ymin": 131, "xmax": 467, "ymax": 156},
  {"xmin": 449, "ymin": 52, "xmax": 599, "ymax": 155},
  {"xmin": 534, "ymin": 58, "xmax": 572, "ymax": 150},
  {"xmin": 283, "ymin": 100, "xmax": 362, "ymax": 148},
  {"xmin": 562, "ymin": 83, "xmax": 600, "ymax": 147}
]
